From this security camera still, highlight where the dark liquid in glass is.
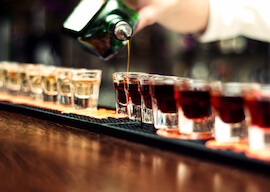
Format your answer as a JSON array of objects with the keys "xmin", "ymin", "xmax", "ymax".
[
  {"xmin": 151, "ymin": 84, "xmax": 177, "ymax": 113},
  {"xmin": 245, "ymin": 98, "xmax": 270, "ymax": 128},
  {"xmin": 126, "ymin": 83, "xmax": 141, "ymax": 105},
  {"xmin": 211, "ymin": 95, "xmax": 245, "ymax": 123},
  {"xmin": 113, "ymin": 82, "xmax": 126, "ymax": 104},
  {"xmin": 74, "ymin": 96, "xmax": 89, "ymax": 108},
  {"xmin": 43, "ymin": 94, "xmax": 58, "ymax": 102},
  {"xmin": 59, "ymin": 95, "xmax": 72, "ymax": 106},
  {"xmin": 139, "ymin": 84, "xmax": 152, "ymax": 109},
  {"xmin": 175, "ymin": 90, "xmax": 211, "ymax": 119}
]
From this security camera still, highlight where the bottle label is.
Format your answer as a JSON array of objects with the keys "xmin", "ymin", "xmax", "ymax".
[{"xmin": 63, "ymin": 0, "xmax": 105, "ymax": 32}]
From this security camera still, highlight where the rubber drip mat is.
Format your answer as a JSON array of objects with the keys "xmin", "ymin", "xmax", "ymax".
[
  {"xmin": 1, "ymin": 100, "xmax": 270, "ymax": 174},
  {"xmin": 16, "ymin": 103, "xmax": 135, "ymax": 125}
]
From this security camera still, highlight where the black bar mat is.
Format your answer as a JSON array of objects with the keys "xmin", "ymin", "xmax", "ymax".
[{"xmin": 1, "ymin": 100, "xmax": 270, "ymax": 174}]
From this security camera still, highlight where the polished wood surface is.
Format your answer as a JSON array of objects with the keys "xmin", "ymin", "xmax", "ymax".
[{"xmin": 0, "ymin": 109, "xmax": 269, "ymax": 192}]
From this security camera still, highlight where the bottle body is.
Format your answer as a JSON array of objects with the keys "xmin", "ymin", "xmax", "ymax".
[{"xmin": 63, "ymin": 0, "xmax": 139, "ymax": 60}]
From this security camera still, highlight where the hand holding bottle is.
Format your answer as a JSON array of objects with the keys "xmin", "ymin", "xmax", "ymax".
[{"xmin": 123, "ymin": 0, "xmax": 209, "ymax": 34}]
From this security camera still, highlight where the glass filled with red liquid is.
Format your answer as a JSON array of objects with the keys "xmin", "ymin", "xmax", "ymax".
[
  {"xmin": 174, "ymin": 79, "xmax": 214, "ymax": 136},
  {"xmin": 125, "ymin": 72, "xmax": 147, "ymax": 121},
  {"xmin": 138, "ymin": 74, "xmax": 153, "ymax": 124},
  {"xmin": 243, "ymin": 84, "xmax": 270, "ymax": 150},
  {"xmin": 150, "ymin": 75, "xmax": 179, "ymax": 129},
  {"xmin": 112, "ymin": 72, "xmax": 128, "ymax": 115},
  {"xmin": 210, "ymin": 82, "xmax": 250, "ymax": 142}
]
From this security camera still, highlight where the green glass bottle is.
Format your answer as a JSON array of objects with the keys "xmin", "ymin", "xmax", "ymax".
[{"xmin": 63, "ymin": 0, "xmax": 139, "ymax": 60}]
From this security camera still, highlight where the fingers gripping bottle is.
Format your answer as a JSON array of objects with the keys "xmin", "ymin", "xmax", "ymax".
[{"xmin": 63, "ymin": 0, "xmax": 139, "ymax": 60}]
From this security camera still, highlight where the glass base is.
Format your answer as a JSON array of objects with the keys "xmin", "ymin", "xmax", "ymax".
[
  {"xmin": 31, "ymin": 92, "xmax": 43, "ymax": 101},
  {"xmin": 153, "ymin": 109, "xmax": 178, "ymax": 129},
  {"xmin": 116, "ymin": 102, "xmax": 127, "ymax": 115},
  {"xmin": 59, "ymin": 95, "xmax": 72, "ymax": 106},
  {"xmin": 74, "ymin": 96, "xmax": 97, "ymax": 110},
  {"xmin": 20, "ymin": 91, "xmax": 30, "ymax": 97},
  {"xmin": 248, "ymin": 126, "xmax": 270, "ymax": 150},
  {"xmin": 214, "ymin": 117, "xmax": 247, "ymax": 142},
  {"xmin": 8, "ymin": 90, "xmax": 19, "ymax": 96},
  {"xmin": 141, "ymin": 107, "xmax": 153, "ymax": 124},
  {"xmin": 127, "ymin": 103, "xmax": 141, "ymax": 121},
  {"xmin": 179, "ymin": 112, "xmax": 214, "ymax": 135},
  {"xmin": 43, "ymin": 94, "xmax": 58, "ymax": 102}
]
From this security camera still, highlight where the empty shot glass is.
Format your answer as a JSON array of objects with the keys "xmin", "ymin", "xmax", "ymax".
[
  {"xmin": 1, "ymin": 61, "xmax": 10, "ymax": 93},
  {"xmin": 210, "ymin": 82, "xmax": 250, "ymax": 142},
  {"xmin": 19, "ymin": 64, "xmax": 31, "ymax": 96},
  {"xmin": 174, "ymin": 79, "xmax": 214, "ymax": 136},
  {"xmin": 138, "ymin": 74, "xmax": 153, "ymax": 124},
  {"xmin": 0, "ymin": 62, "xmax": 5, "ymax": 92},
  {"xmin": 57, "ymin": 68, "xmax": 73, "ymax": 106},
  {"xmin": 244, "ymin": 84, "xmax": 270, "ymax": 150},
  {"xmin": 27, "ymin": 64, "xmax": 43, "ymax": 101},
  {"xmin": 124, "ymin": 72, "xmax": 147, "ymax": 121},
  {"xmin": 112, "ymin": 72, "xmax": 128, "ymax": 115},
  {"xmin": 72, "ymin": 69, "xmax": 102, "ymax": 109},
  {"xmin": 6, "ymin": 62, "xmax": 20, "ymax": 96},
  {"xmin": 42, "ymin": 66, "xmax": 58, "ymax": 102},
  {"xmin": 150, "ymin": 75, "xmax": 179, "ymax": 129}
]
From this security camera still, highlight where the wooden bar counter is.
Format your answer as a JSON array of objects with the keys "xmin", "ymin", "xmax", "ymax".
[{"xmin": 0, "ymin": 109, "xmax": 269, "ymax": 192}]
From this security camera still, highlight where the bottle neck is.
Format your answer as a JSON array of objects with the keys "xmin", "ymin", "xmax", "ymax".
[{"xmin": 111, "ymin": 20, "xmax": 133, "ymax": 41}]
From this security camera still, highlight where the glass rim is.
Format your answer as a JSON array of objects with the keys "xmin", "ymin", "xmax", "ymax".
[
  {"xmin": 72, "ymin": 70, "xmax": 102, "ymax": 80},
  {"xmin": 73, "ymin": 68, "xmax": 102, "ymax": 73},
  {"xmin": 210, "ymin": 81, "xmax": 261, "ymax": 93},
  {"xmin": 174, "ymin": 79, "xmax": 210, "ymax": 91},
  {"xmin": 125, "ymin": 72, "xmax": 148, "ymax": 77},
  {"xmin": 150, "ymin": 75, "xmax": 180, "ymax": 85}
]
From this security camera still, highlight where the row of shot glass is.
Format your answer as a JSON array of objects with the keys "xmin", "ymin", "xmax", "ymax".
[
  {"xmin": 112, "ymin": 72, "xmax": 270, "ymax": 150},
  {"xmin": 0, "ymin": 61, "xmax": 102, "ymax": 109}
]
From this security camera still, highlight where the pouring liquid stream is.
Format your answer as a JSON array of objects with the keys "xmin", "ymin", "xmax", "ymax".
[{"xmin": 127, "ymin": 39, "xmax": 130, "ymax": 73}]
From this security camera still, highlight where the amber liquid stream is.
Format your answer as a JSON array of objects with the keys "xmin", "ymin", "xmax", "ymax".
[{"xmin": 127, "ymin": 39, "xmax": 130, "ymax": 73}]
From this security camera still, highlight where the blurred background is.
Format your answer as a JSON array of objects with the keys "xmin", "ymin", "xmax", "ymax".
[{"xmin": 0, "ymin": 0, "xmax": 270, "ymax": 108}]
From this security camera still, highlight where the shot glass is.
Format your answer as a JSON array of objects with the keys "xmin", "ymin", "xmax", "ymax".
[
  {"xmin": 0, "ymin": 62, "xmax": 6, "ymax": 92},
  {"xmin": 112, "ymin": 72, "xmax": 128, "ymax": 115},
  {"xmin": 0, "ymin": 61, "xmax": 7, "ymax": 92},
  {"xmin": 124, "ymin": 72, "xmax": 147, "ymax": 121},
  {"xmin": 1, "ymin": 61, "xmax": 10, "ymax": 93},
  {"xmin": 72, "ymin": 69, "xmax": 102, "ymax": 109},
  {"xmin": 244, "ymin": 84, "xmax": 270, "ymax": 150},
  {"xmin": 150, "ymin": 75, "xmax": 179, "ymax": 129},
  {"xmin": 138, "ymin": 74, "xmax": 153, "ymax": 124},
  {"xmin": 6, "ymin": 62, "xmax": 20, "ymax": 96},
  {"xmin": 57, "ymin": 68, "xmax": 73, "ymax": 106},
  {"xmin": 174, "ymin": 79, "xmax": 214, "ymax": 136},
  {"xmin": 27, "ymin": 64, "xmax": 43, "ymax": 101},
  {"xmin": 42, "ymin": 66, "xmax": 58, "ymax": 102},
  {"xmin": 19, "ymin": 64, "xmax": 31, "ymax": 96},
  {"xmin": 210, "ymin": 82, "xmax": 249, "ymax": 142}
]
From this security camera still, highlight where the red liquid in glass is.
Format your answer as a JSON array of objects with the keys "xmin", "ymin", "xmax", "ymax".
[
  {"xmin": 126, "ymin": 83, "xmax": 141, "ymax": 105},
  {"xmin": 211, "ymin": 96, "xmax": 245, "ymax": 123},
  {"xmin": 113, "ymin": 82, "xmax": 126, "ymax": 104},
  {"xmin": 245, "ymin": 98, "xmax": 270, "ymax": 128},
  {"xmin": 151, "ymin": 84, "xmax": 177, "ymax": 113},
  {"xmin": 139, "ymin": 84, "xmax": 152, "ymax": 109},
  {"xmin": 175, "ymin": 90, "xmax": 211, "ymax": 119}
]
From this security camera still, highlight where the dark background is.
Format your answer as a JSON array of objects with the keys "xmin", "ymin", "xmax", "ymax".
[{"xmin": 0, "ymin": 0, "xmax": 269, "ymax": 108}]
